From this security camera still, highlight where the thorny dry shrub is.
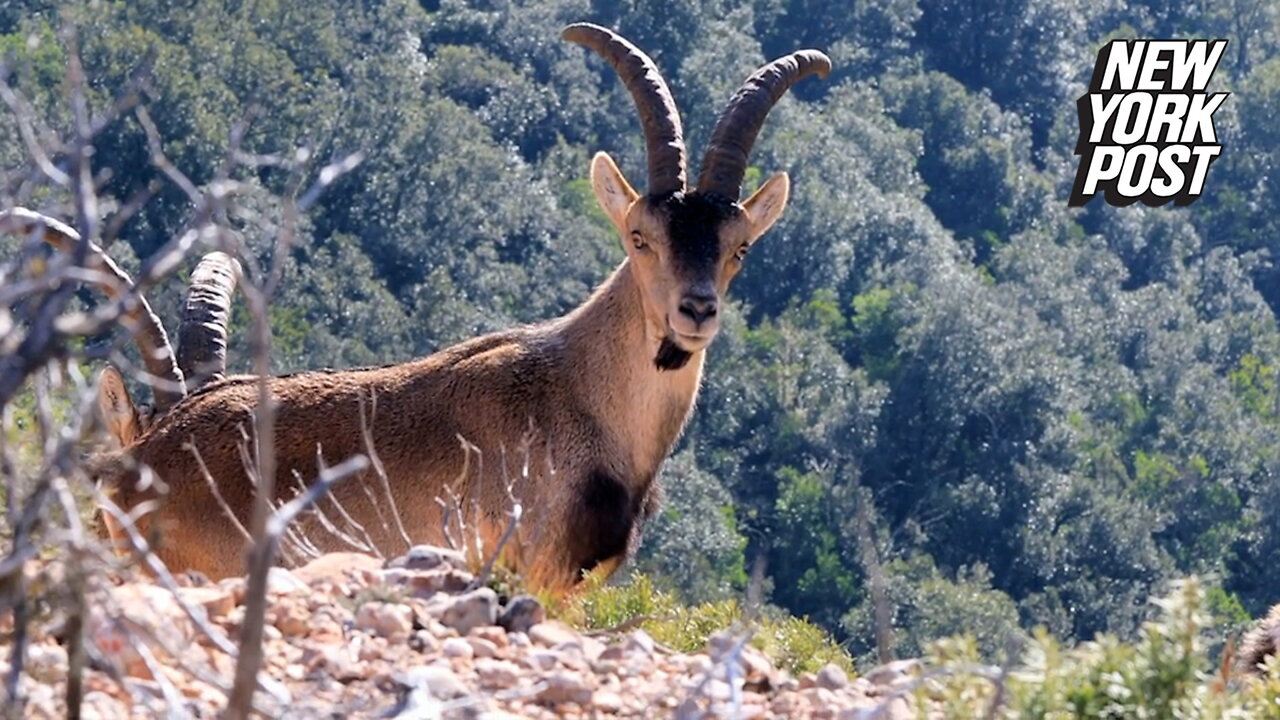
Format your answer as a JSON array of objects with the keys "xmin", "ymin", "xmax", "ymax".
[{"xmin": 0, "ymin": 23, "xmax": 364, "ymax": 718}]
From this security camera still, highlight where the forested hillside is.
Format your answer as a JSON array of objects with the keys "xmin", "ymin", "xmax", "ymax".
[{"xmin": 2, "ymin": 0, "xmax": 1278, "ymax": 666}]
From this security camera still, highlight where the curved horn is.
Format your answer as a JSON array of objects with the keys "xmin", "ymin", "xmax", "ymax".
[
  {"xmin": 177, "ymin": 252, "xmax": 239, "ymax": 390},
  {"xmin": 563, "ymin": 22, "xmax": 686, "ymax": 195},
  {"xmin": 696, "ymin": 50, "xmax": 831, "ymax": 200},
  {"xmin": 0, "ymin": 207, "xmax": 187, "ymax": 411}
]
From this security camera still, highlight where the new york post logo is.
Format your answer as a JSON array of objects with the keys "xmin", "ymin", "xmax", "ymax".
[{"xmin": 1069, "ymin": 39, "xmax": 1228, "ymax": 207}]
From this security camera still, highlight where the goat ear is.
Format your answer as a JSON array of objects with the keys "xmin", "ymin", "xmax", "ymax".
[
  {"xmin": 742, "ymin": 172, "xmax": 790, "ymax": 242},
  {"xmin": 98, "ymin": 366, "xmax": 141, "ymax": 446},
  {"xmin": 590, "ymin": 152, "xmax": 640, "ymax": 234}
]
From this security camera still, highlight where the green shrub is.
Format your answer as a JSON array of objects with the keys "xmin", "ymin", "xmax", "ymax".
[
  {"xmin": 557, "ymin": 572, "xmax": 854, "ymax": 676},
  {"xmin": 917, "ymin": 578, "xmax": 1280, "ymax": 718}
]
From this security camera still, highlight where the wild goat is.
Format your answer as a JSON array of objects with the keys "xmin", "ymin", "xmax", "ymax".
[{"xmin": 5, "ymin": 24, "xmax": 830, "ymax": 590}]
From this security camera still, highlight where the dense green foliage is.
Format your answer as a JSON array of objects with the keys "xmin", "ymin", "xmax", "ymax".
[{"xmin": 2, "ymin": 0, "xmax": 1279, "ymax": 665}]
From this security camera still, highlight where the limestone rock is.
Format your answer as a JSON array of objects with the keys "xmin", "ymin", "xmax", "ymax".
[
  {"xmin": 355, "ymin": 602, "xmax": 415, "ymax": 641},
  {"xmin": 89, "ymin": 583, "xmax": 199, "ymax": 679},
  {"xmin": 475, "ymin": 658, "xmax": 521, "ymax": 689},
  {"xmin": 387, "ymin": 546, "xmax": 468, "ymax": 573},
  {"xmin": 816, "ymin": 662, "xmax": 849, "ymax": 690},
  {"xmin": 292, "ymin": 552, "xmax": 383, "ymax": 588},
  {"xmin": 442, "ymin": 637, "xmax": 474, "ymax": 661},
  {"xmin": 863, "ymin": 659, "xmax": 919, "ymax": 687},
  {"xmin": 535, "ymin": 671, "xmax": 595, "ymax": 705},
  {"xmin": 429, "ymin": 587, "xmax": 498, "ymax": 635},
  {"xmin": 382, "ymin": 568, "xmax": 474, "ymax": 598},
  {"xmin": 529, "ymin": 621, "xmax": 577, "ymax": 649},
  {"xmin": 498, "ymin": 595, "xmax": 545, "ymax": 634}
]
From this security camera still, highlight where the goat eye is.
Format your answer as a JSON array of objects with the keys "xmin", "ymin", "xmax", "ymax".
[
  {"xmin": 631, "ymin": 231, "xmax": 648, "ymax": 250},
  {"xmin": 734, "ymin": 243, "xmax": 750, "ymax": 261}
]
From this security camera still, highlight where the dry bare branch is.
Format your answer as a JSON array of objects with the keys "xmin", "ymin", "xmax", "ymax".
[
  {"xmin": 185, "ymin": 440, "xmax": 254, "ymax": 546},
  {"xmin": 226, "ymin": 454, "xmax": 368, "ymax": 717},
  {"xmin": 358, "ymin": 391, "xmax": 412, "ymax": 553}
]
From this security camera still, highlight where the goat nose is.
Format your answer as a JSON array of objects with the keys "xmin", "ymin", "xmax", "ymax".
[{"xmin": 678, "ymin": 293, "xmax": 718, "ymax": 325}]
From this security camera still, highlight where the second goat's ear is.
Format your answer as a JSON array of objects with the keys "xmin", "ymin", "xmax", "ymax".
[
  {"xmin": 98, "ymin": 365, "xmax": 141, "ymax": 447},
  {"xmin": 591, "ymin": 152, "xmax": 640, "ymax": 234}
]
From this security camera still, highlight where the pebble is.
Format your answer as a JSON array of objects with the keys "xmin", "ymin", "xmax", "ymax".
[
  {"xmin": 178, "ymin": 586, "xmax": 236, "ymax": 618},
  {"xmin": 498, "ymin": 595, "xmax": 546, "ymax": 634},
  {"xmin": 266, "ymin": 566, "xmax": 308, "ymax": 595},
  {"xmin": 529, "ymin": 621, "xmax": 577, "ymax": 648},
  {"xmin": 527, "ymin": 649, "xmax": 560, "ymax": 671},
  {"xmin": 863, "ymin": 658, "xmax": 919, "ymax": 687},
  {"xmin": 382, "ymin": 568, "xmax": 474, "ymax": 597},
  {"xmin": 82, "ymin": 690, "xmax": 128, "ymax": 720},
  {"xmin": 442, "ymin": 637, "xmax": 474, "ymax": 661},
  {"xmin": 25, "ymin": 644, "xmax": 67, "ymax": 683},
  {"xmin": 535, "ymin": 671, "xmax": 594, "ymax": 705},
  {"xmin": 470, "ymin": 625, "xmax": 509, "ymax": 649},
  {"xmin": 467, "ymin": 636, "xmax": 500, "ymax": 659},
  {"xmin": 272, "ymin": 599, "xmax": 312, "ymax": 637},
  {"xmin": 626, "ymin": 629, "xmax": 655, "ymax": 656},
  {"xmin": 593, "ymin": 689, "xmax": 624, "ymax": 713},
  {"xmin": 292, "ymin": 552, "xmax": 383, "ymax": 587},
  {"xmin": 388, "ymin": 545, "xmax": 468, "ymax": 572},
  {"xmin": 88, "ymin": 583, "xmax": 197, "ymax": 678},
  {"xmin": 431, "ymin": 587, "xmax": 498, "ymax": 635},
  {"xmin": 475, "ymin": 658, "xmax": 522, "ymax": 689},
  {"xmin": 409, "ymin": 630, "xmax": 442, "ymax": 655},
  {"xmin": 803, "ymin": 686, "xmax": 837, "ymax": 710},
  {"xmin": 396, "ymin": 665, "xmax": 470, "ymax": 700},
  {"xmin": 355, "ymin": 601, "xmax": 415, "ymax": 641},
  {"xmin": 816, "ymin": 662, "xmax": 849, "ymax": 690}
]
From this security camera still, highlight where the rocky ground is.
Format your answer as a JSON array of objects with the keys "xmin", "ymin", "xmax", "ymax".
[{"xmin": 6, "ymin": 547, "xmax": 924, "ymax": 718}]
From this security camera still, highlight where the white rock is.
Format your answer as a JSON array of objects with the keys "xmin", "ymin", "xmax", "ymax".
[
  {"xmin": 863, "ymin": 658, "xmax": 919, "ymax": 687},
  {"xmin": 396, "ymin": 665, "xmax": 470, "ymax": 700},
  {"xmin": 354, "ymin": 602, "xmax": 414, "ymax": 641},
  {"xmin": 442, "ymin": 637, "xmax": 474, "ymax": 661},
  {"xmin": 475, "ymin": 658, "xmax": 521, "ymax": 689},
  {"xmin": 389, "ymin": 545, "xmax": 468, "ymax": 572},
  {"xmin": 626, "ymin": 629, "xmax": 655, "ymax": 656},
  {"xmin": 526, "ymin": 649, "xmax": 559, "ymax": 671},
  {"xmin": 266, "ymin": 566, "xmax": 308, "ymax": 594},
  {"xmin": 89, "ymin": 583, "xmax": 199, "ymax": 678},
  {"xmin": 25, "ymin": 644, "xmax": 67, "ymax": 683},
  {"xmin": 535, "ymin": 671, "xmax": 594, "ymax": 705},
  {"xmin": 816, "ymin": 662, "xmax": 849, "ymax": 690},
  {"xmin": 528, "ymin": 621, "xmax": 577, "ymax": 648},
  {"xmin": 431, "ymin": 588, "xmax": 498, "ymax": 635},
  {"xmin": 467, "ymin": 636, "xmax": 499, "ymax": 659}
]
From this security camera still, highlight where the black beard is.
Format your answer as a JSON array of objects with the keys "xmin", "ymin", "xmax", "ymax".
[{"xmin": 654, "ymin": 337, "xmax": 692, "ymax": 371}]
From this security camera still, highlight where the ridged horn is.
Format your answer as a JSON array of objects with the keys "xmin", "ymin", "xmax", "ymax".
[
  {"xmin": 696, "ymin": 50, "xmax": 831, "ymax": 200},
  {"xmin": 563, "ymin": 22, "xmax": 687, "ymax": 195},
  {"xmin": 0, "ymin": 207, "xmax": 187, "ymax": 411},
  {"xmin": 177, "ymin": 251, "xmax": 239, "ymax": 390}
]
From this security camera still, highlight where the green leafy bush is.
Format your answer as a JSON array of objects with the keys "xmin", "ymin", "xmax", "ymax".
[{"xmin": 558, "ymin": 572, "xmax": 854, "ymax": 676}]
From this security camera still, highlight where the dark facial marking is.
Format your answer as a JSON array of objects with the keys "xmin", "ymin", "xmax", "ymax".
[
  {"xmin": 655, "ymin": 336, "xmax": 693, "ymax": 371},
  {"xmin": 651, "ymin": 192, "xmax": 741, "ymax": 281}
]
